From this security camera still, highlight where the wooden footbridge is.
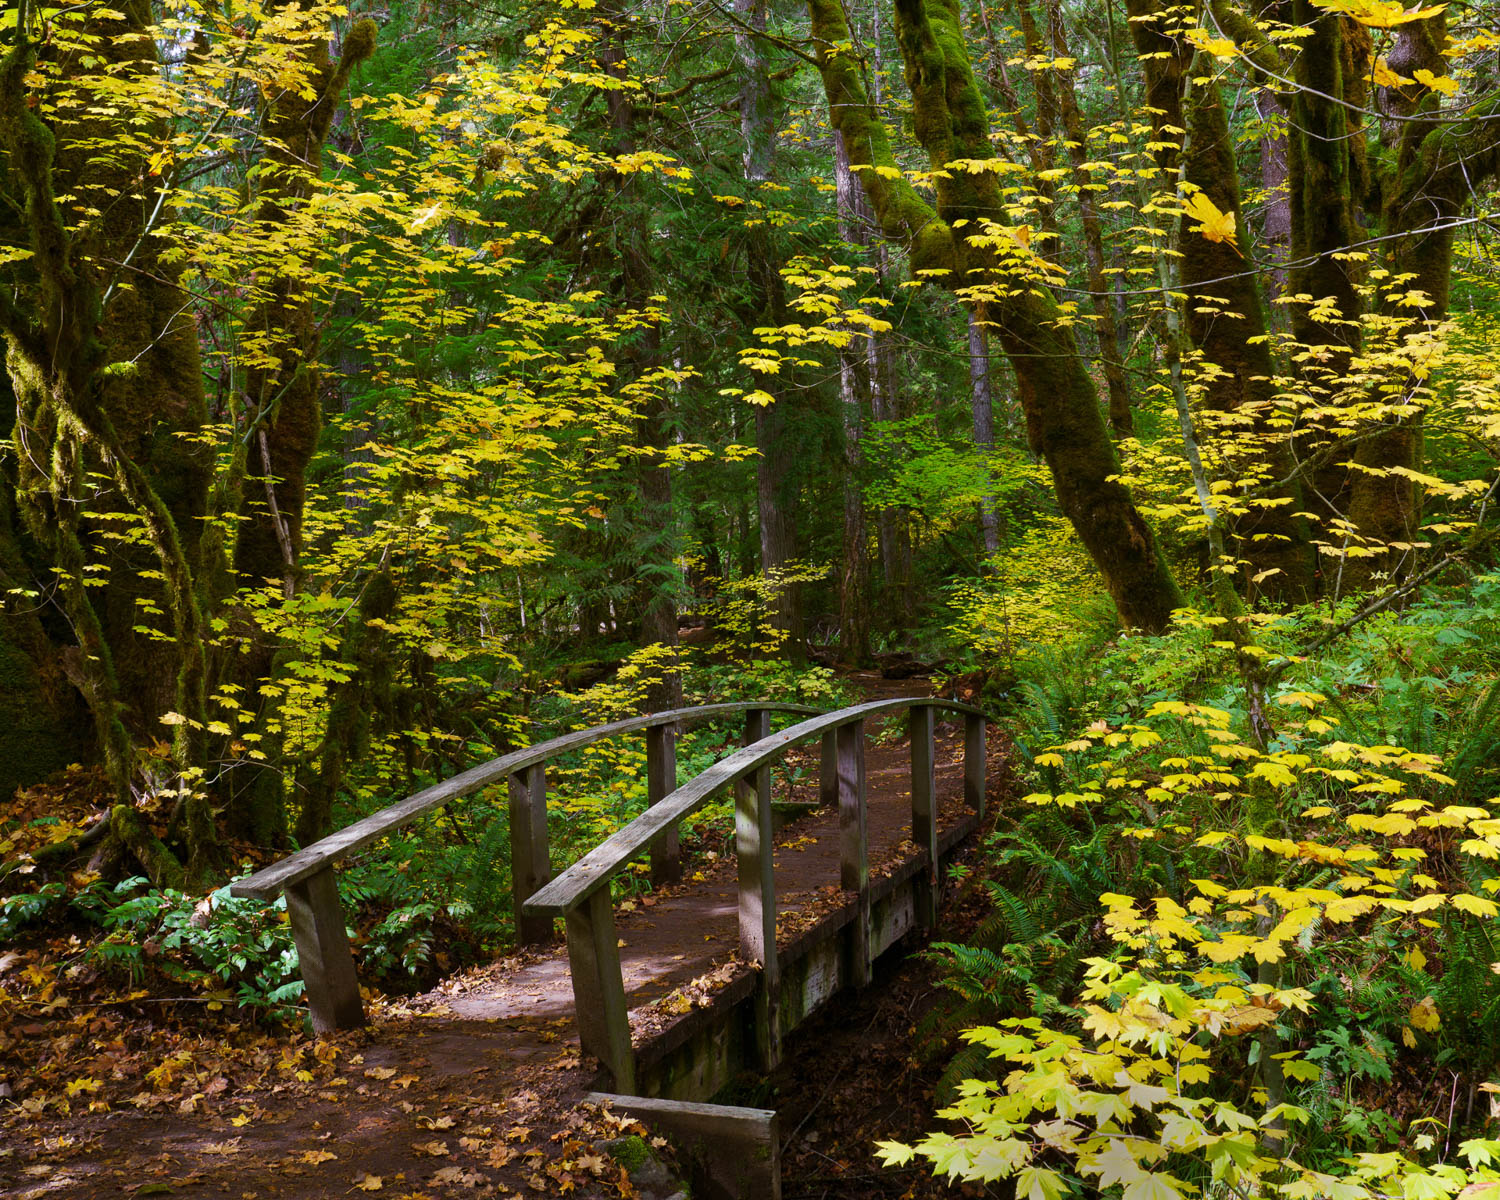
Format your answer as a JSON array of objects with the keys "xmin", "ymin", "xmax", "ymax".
[{"xmin": 231, "ymin": 695, "xmax": 988, "ymax": 1110}]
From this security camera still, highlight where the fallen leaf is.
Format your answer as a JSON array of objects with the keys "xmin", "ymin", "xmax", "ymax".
[
  {"xmin": 353, "ymin": 1174, "xmax": 383, "ymax": 1191},
  {"xmin": 300, "ymin": 1149, "xmax": 337, "ymax": 1165}
]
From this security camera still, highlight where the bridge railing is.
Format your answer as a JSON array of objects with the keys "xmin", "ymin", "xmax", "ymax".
[
  {"xmin": 229, "ymin": 702, "xmax": 821, "ymax": 1032},
  {"xmin": 523, "ymin": 697, "xmax": 988, "ymax": 1093}
]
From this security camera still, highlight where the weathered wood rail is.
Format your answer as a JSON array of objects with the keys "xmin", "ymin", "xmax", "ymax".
[
  {"xmin": 524, "ymin": 698, "xmax": 987, "ymax": 1094},
  {"xmin": 230, "ymin": 703, "xmax": 820, "ymax": 1032}
]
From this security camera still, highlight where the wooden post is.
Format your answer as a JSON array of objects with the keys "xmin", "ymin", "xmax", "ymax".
[
  {"xmin": 836, "ymin": 719, "xmax": 871, "ymax": 987},
  {"xmin": 285, "ymin": 866, "xmax": 365, "ymax": 1033},
  {"xmin": 819, "ymin": 729, "xmax": 838, "ymax": 809},
  {"xmin": 743, "ymin": 707, "xmax": 770, "ymax": 751},
  {"xmin": 736, "ymin": 708, "xmax": 779, "ymax": 1069},
  {"xmin": 965, "ymin": 713, "xmax": 987, "ymax": 820},
  {"xmin": 910, "ymin": 706, "xmax": 939, "ymax": 928},
  {"xmin": 564, "ymin": 888, "xmax": 636, "ymax": 1093},
  {"xmin": 647, "ymin": 724, "xmax": 681, "ymax": 885},
  {"xmin": 510, "ymin": 763, "xmax": 552, "ymax": 945}
]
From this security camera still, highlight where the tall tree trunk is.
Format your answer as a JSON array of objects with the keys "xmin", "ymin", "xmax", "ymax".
[
  {"xmin": 735, "ymin": 0, "xmax": 804, "ymax": 662},
  {"xmin": 1343, "ymin": 13, "xmax": 1447, "ymax": 590},
  {"xmin": 833, "ymin": 130, "xmax": 873, "ymax": 661},
  {"xmin": 1126, "ymin": 0, "xmax": 1313, "ymax": 601},
  {"xmin": 804, "ymin": 0, "xmax": 1183, "ymax": 632},
  {"xmin": 227, "ymin": 15, "xmax": 376, "ymax": 844},
  {"xmin": 1045, "ymin": 0, "xmax": 1133, "ymax": 438},
  {"xmin": 602, "ymin": 5, "xmax": 682, "ymax": 709},
  {"xmin": 968, "ymin": 311, "xmax": 1002, "ymax": 555},
  {"xmin": 0, "ymin": 1, "xmax": 221, "ymax": 879}
]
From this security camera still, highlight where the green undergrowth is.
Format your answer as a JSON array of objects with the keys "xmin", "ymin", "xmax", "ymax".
[{"xmin": 910, "ymin": 573, "xmax": 1500, "ymax": 1188}]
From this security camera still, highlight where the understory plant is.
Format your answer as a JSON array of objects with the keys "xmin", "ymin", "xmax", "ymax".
[{"xmin": 893, "ymin": 589, "xmax": 1500, "ymax": 1195}]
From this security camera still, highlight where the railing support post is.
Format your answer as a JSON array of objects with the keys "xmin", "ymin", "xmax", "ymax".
[
  {"xmin": 837, "ymin": 719, "xmax": 871, "ymax": 987},
  {"xmin": 647, "ymin": 724, "xmax": 681, "ymax": 885},
  {"xmin": 911, "ymin": 706, "xmax": 939, "ymax": 929},
  {"xmin": 819, "ymin": 729, "xmax": 838, "ymax": 809},
  {"xmin": 964, "ymin": 713, "xmax": 987, "ymax": 820},
  {"xmin": 285, "ymin": 866, "xmax": 364, "ymax": 1034},
  {"xmin": 564, "ymin": 888, "xmax": 635, "ymax": 1093},
  {"xmin": 510, "ymin": 763, "xmax": 552, "ymax": 945},
  {"xmin": 737, "ymin": 707, "xmax": 779, "ymax": 1069}
]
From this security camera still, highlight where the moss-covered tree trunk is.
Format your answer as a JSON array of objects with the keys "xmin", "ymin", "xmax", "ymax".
[
  {"xmin": 804, "ymin": 0, "xmax": 1183, "ymax": 632},
  {"xmin": 0, "ymin": 1, "xmax": 218, "ymax": 880},
  {"xmin": 1342, "ymin": 13, "xmax": 1446, "ymax": 591},
  {"xmin": 1046, "ymin": 0, "xmax": 1133, "ymax": 439},
  {"xmin": 1125, "ymin": 0, "xmax": 1313, "ymax": 602},
  {"xmin": 833, "ymin": 129, "xmax": 873, "ymax": 662}
]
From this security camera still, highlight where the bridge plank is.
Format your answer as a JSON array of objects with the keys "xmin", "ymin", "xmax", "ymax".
[
  {"xmin": 837, "ymin": 720, "xmax": 870, "ymax": 987},
  {"xmin": 566, "ymin": 888, "xmax": 635, "ymax": 1092},
  {"xmin": 285, "ymin": 866, "xmax": 363, "ymax": 1033},
  {"xmin": 910, "ymin": 706, "xmax": 938, "ymax": 928}
]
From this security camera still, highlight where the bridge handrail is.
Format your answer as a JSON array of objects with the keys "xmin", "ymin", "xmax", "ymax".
[
  {"xmin": 231, "ymin": 701, "xmax": 820, "ymax": 902},
  {"xmin": 227, "ymin": 701, "xmax": 820, "ymax": 1035},
  {"xmin": 524, "ymin": 697, "xmax": 986, "ymax": 917}
]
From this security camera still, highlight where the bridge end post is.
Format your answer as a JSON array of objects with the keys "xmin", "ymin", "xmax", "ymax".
[
  {"xmin": 564, "ymin": 888, "xmax": 636, "ymax": 1094},
  {"xmin": 647, "ymin": 724, "xmax": 681, "ymax": 885},
  {"xmin": 910, "ymin": 706, "xmax": 939, "ymax": 929},
  {"xmin": 511, "ymin": 764, "xmax": 553, "ymax": 945},
  {"xmin": 736, "ymin": 707, "xmax": 780, "ymax": 1070},
  {"xmin": 964, "ymin": 714, "xmax": 987, "ymax": 821},
  {"xmin": 837, "ymin": 719, "xmax": 871, "ymax": 988},
  {"xmin": 284, "ymin": 866, "xmax": 365, "ymax": 1034}
]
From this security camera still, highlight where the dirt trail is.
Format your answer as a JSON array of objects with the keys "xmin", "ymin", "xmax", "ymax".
[{"xmin": 1, "ymin": 675, "xmax": 987, "ymax": 1200}]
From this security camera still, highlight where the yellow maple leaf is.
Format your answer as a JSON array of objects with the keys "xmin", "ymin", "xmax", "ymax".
[
  {"xmin": 1414, "ymin": 67, "xmax": 1460, "ymax": 95},
  {"xmin": 1372, "ymin": 56, "xmax": 1413, "ymax": 87},
  {"xmin": 1182, "ymin": 191, "xmax": 1239, "ymax": 251},
  {"xmin": 1408, "ymin": 994, "xmax": 1441, "ymax": 1033}
]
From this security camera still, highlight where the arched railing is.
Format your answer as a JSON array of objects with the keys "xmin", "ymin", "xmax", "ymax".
[
  {"xmin": 230, "ymin": 703, "xmax": 821, "ymax": 1032},
  {"xmin": 522, "ymin": 698, "xmax": 988, "ymax": 1092}
]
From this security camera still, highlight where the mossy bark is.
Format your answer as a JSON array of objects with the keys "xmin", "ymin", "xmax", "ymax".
[
  {"xmin": 1287, "ymin": 7, "xmax": 1366, "ymax": 360},
  {"xmin": 1342, "ymin": 13, "xmax": 1446, "ymax": 591},
  {"xmin": 1046, "ymin": 0, "xmax": 1133, "ymax": 439},
  {"xmin": 805, "ymin": 0, "xmax": 1183, "ymax": 632},
  {"xmin": 1126, "ymin": 0, "xmax": 1313, "ymax": 602},
  {"xmin": 0, "ymin": 3, "xmax": 217, "ymax": 879}
]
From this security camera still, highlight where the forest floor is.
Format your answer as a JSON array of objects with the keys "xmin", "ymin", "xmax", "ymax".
[{"xmin": 1, "ymin": 671, "xmax": 1000, "ymax": 1200}]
